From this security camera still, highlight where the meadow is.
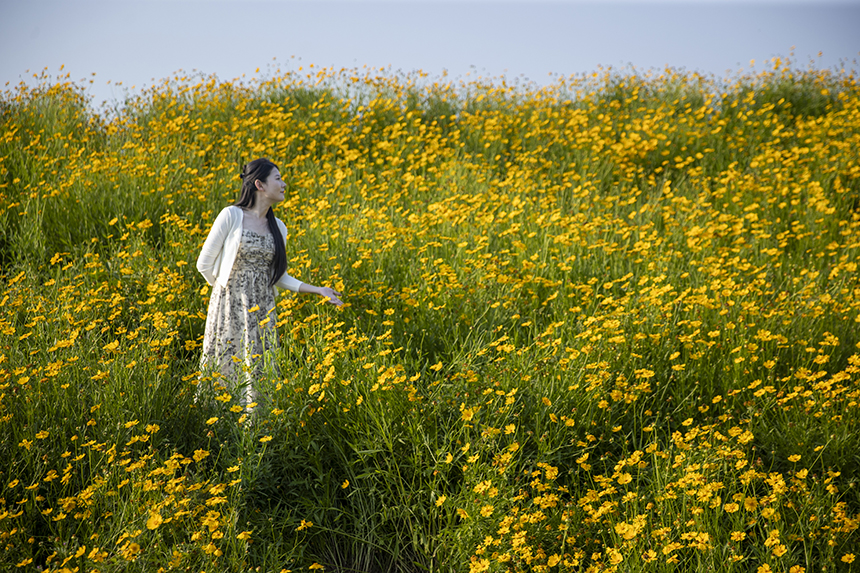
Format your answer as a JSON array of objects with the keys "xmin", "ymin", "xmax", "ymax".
[{"xmin": 0, "ymin": 58, "xmax": 858, "ymax": 572}]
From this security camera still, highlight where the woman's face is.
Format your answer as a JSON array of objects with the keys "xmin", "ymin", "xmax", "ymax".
[{"xmin": 256, "ymin": 169, "xmax": 286, "ymax": 205}]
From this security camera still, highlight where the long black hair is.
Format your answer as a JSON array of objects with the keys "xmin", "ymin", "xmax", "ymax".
[{"xmin": 234, "ymin": 158, "xmax": 287, "ymax": 287}]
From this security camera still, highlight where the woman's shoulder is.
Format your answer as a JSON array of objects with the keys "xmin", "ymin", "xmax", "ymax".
[{"xmin": 214, "ymin": 205, "xmax": 242, "ymax": 225}]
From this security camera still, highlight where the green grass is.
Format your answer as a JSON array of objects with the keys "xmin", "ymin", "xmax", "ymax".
[{"xmin": 0, "ymin": 60, "xmax": 859, "ymax": 572}]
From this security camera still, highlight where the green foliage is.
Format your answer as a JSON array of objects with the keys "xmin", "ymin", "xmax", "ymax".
[{"xmin": 1, "ymin": 58, "xmax": 859, "ymax": 572}]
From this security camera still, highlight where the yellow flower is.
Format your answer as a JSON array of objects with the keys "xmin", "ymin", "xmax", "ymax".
[
  {"xmin": 260, "ymin": 435, "xmax": 273, "ymax": 443},
  {"xmin": 724, "ymin": 503, "xmax": 740, "ymax": 513},
  {"xmin": 788, "ymin": 454, "xmax": 801, "ymax": 463},
  {"xmin": 206, "ymin": 417, "xmax": 219, "ymax": 425},
  {"xmin": 146, "ymin": 511, "xmax": 163, "ymax": 530},
  {"xmin": 296, "ymin": 519, "xmax": 313, "ymax": 531},
  {"xmin": 615, "ymin": 521, "xmax": 640, "ymax": 540},
  {"xmin": 744, "ymin": 497, "xmax": 758, "ymax": 511},
  {"xmin": 237, "ymin": 531, "xmax": 252, "ymax": 540},
  {"xmin": 731, "ymin": 531, "xmax": 746, "ymax": 541},
  {"xmin": 469, "ymin": 557, "xmax": 490, "ymax": 573},
  {"xmin": 121, "ymin": 542, "xmax": 141, "ymax": 560},
  {"xmin": 341, "ymin": 480, "xmax": 349, "ymax": 489},
  {"xmin": 460, "ymin": 407, "xmax": 475, "ymax": 422},
  {"xmin": 193, "ymin": 449, "xmax": 210, "ymax": 462},
  {"xmin": 843, "ymin": 554, "xmax": 856, "ymax": 563},
  {"xmin": 480, "ymin": 505, "xmax": 494, "ymax": 517}
]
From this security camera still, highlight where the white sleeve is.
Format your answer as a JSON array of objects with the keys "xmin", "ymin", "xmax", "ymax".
[
  {"xmin": 196, "ymin": 208, "xmax": 233, "ymax": 285},
  {"xmin": 275, "ymin": 272, "xmax": 303, "ymax": 293}
]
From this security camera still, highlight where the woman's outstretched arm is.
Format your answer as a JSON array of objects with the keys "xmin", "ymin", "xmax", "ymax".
[{"xmin": 298, "ymin": 283, "xmax": 343, "ymax": 306}]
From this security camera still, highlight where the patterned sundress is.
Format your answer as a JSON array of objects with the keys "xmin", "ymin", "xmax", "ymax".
[{"xmin": 200, "ymin": 228, "xmax": 280, "ymax": 404}]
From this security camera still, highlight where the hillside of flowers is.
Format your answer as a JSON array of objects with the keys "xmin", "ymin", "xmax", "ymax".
[{"xmin": 1, "ymin": 59, "xmax": 859, "ymax": 572}]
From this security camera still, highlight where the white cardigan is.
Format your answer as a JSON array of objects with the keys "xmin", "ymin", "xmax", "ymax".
[{"xmin": 196, "ymin": 206, "xmax": 303, "ymax": 295}]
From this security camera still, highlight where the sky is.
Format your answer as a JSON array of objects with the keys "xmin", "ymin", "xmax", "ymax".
[{"xmin": 2, "ymin": 0, "xmax": 859, "ymax": 109}]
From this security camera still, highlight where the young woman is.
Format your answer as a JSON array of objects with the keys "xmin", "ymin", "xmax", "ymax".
[{"xmin": 196, "ymin": 158, "xmax": 343, "ymax": 403}]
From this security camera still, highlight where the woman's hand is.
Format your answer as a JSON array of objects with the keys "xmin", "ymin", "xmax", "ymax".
[
  {"xmin": 299, "ymin": 283, "xmax": 344, "ymax": 306},
  {"xmin": 318, "ymin": 286, "xmax": 344, "ymax": 306}
]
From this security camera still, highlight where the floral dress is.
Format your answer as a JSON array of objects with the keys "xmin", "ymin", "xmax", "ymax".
[{"xmin": 200, "ymin": 229, "xmax": 280, "ymax": 404}]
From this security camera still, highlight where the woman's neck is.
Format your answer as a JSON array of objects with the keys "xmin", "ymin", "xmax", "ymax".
[{"xmin": 243, "ymin": 204, "xmax": 270, "ymax": 220}]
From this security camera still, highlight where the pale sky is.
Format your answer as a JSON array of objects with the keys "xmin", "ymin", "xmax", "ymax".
[{"xmin": 2, "ymin": 0, "xmax": 859, "ymax": 109}]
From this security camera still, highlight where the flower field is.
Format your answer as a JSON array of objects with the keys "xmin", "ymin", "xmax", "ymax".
[{"xmin": 1, "ymin": 59, "xmax": 859, "ymax": 572}]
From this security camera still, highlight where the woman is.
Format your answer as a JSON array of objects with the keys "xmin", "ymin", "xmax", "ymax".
[{"xmin": 196, "ymin": 158, "xmax": 343, "ymax": 403}]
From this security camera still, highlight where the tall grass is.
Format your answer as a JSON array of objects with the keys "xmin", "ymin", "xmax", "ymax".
[{"xmin": 1, "ymin": 58, "xmax": 858, "ymax": 572}]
